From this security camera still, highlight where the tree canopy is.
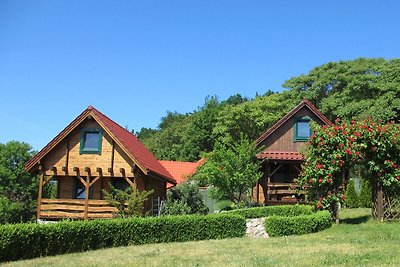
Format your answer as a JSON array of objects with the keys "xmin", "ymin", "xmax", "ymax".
[{"xmin": 138, "ymin": 58, "xmax": 400, "ymax": 162}]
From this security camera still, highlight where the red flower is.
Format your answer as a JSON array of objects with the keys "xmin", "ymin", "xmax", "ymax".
[
  {"xmin": 318, "ymin": 178, "xmax": 323, "ymax": 183},
  {"xmin": 392, "ymin": 164, "xmax": 398, "ymax": 168},
  {"xmin": 371, "ymin": 147, "xmax": 377, "ymax": 151},
  {"xmin": 319, "ymin": 197, "xmax": 323, "ymax": 201},
  {"xmin": 327, "ymin": 179, "xmax": 332, "ymax": 183},
  {"xmin": 328, "ymin": 173, "xmax": 333, "ymax": 177},
  {"xmin": 319, "ymin": 137, "xmax": 324, "ymax": 141},
  {"xmin": 341, "ymin": 195, "xmax": 346, "ymax": 201},
  {"xmin": 317, "ymin": 164, "xmax": 324, "ymax": 169},
  {"xmin": 309, "ymin": 179, "xmax": 313, "ymax": 183},
  {"xmin": 317, "ymin": 203, "xmax": 323, "ymax": 209},
  {"xmin": 355, "ymin": 151, "xmax": 360, "ymax": 157},
  {"xmin": 340, "ymin": 143, "xmax": 344, "ymax": 147}
]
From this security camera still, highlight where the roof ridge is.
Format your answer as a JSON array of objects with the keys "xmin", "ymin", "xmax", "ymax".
[{"xmin": 256, "ymin": 99, "xmax": 332, "ymax": 145}]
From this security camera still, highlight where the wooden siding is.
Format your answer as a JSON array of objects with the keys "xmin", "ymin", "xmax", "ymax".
[
  {"xmin": 41, "ymin": 119, "xmax": 135, "ymax": 177},
  {"xmin": 258, "ymin": 106, "xmax": 326, "ymax": 152}
]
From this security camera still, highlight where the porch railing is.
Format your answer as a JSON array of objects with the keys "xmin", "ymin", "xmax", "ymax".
[
  {"xmin": 39, "ymin": 198, "xmax": 118, "ymax": 220},
  {"xmin": 266, "ymin": 182, "xmax": 306, "ymax": 204}
]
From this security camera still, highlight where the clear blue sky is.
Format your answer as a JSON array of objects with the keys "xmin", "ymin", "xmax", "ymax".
[{"xmin": 1, "ymin": 1, "xmax": 399, "ymax": 151}]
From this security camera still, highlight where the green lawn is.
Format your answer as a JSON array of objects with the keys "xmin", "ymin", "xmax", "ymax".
[{"xmin": 2, "ymin": 208, "xmax": 400, "ymax": 267}]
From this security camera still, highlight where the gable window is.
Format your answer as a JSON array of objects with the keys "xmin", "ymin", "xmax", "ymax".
[
  {"xmin": 294, "ymin": 116, "xmax": 312, "ymax": 142},
  {"xmin": 80, "ymin": 128, "xmax": 102, "ymax": 154}
]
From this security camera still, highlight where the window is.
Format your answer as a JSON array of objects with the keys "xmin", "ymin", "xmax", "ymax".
[
  {"xmin": 80, "ymin": 128, "xmax": 102, "ymax": 154},
  {"xmin": 294, "ymin": 116, "xmax": 311, "ymax": 142},
  {"xmin": 74, "ymin": 177, "xmax": 93, "ymax": 199},
  {"xmin": 112, "ymin": 178, "xmax": 130, "ymax": 191}
]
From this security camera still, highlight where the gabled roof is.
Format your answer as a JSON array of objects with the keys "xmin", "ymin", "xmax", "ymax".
[
  {"xmin": 159, "ymin": 159, "xmax": 204, "ymax": 185},
  {"xmin": 25, "ymin": 106, "xmax": 176, "ymax": 184},
  {"xmin": 257, "ymin": 151, "xmax": 304, "ymax": 161},
  {"xmin": 256, "ymin": 99, "xmax": 333, "ymax": 145}
]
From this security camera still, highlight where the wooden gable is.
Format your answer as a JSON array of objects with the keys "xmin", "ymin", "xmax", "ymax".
[
  {"xmin": 256, "ymin": 99, "xmax": 332, "ymax": 153},
  {"xmin": 38, "ymin": 118, "xmax": 135, "ymax": 177}
]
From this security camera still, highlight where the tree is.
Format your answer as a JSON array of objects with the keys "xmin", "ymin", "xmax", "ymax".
[
  {"xmin": 359, "ymin": 178, "xmax": 372, "ymax": 208},
  {"xmin": 0, "ymin": 141, "xmax": 38, "ymax": 223},
  {"xmin": 103, "ymin": 184, "xmax": 154, "ymax": 218},
  {"xmin": 344, "ymin": 180, "xmax": 359, "ymax": 208},
  {"xmin": 193, "ymin": 138, "xmax": 262, "ymax": 207},
  {"xmin": 297, "ymin": 118, "xmax": 400, "ymax": 220},
  {"xmin": 283, "ymin": 58, "xmax": 400, "ymax": 122},
  {"xmin": 160, "ymin": 182, "xmax": 208, "ymax": 215}
]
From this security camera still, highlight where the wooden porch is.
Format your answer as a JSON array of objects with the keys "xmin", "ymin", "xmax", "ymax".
[
  {"xmin": 39, "ymin": 198, "xmax": 118, "ymax": 220},
  {"xmin": 253, "ymin": 161, "xmax": 306, "ymax": 205}
]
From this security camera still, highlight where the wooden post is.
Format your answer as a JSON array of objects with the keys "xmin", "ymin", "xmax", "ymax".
[
  {"xmin": 84, "ymin": 167, "xmax": 90, "ymax": 220},
  {"xmin": 37, "ymin": 168, "xmax": 44, "ymax": 221},
  {"xmin": 265, "ymin": 160, "xmax": 270, "ymax": 204},
  {"xmin": 377, "ymin": 182, "xmax": 383, "ymax": 221}
]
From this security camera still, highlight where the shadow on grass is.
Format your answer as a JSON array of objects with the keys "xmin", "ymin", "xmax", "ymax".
[{"xmin": 340, "ymin": 215, "xmax": 370, "ymax": 224}]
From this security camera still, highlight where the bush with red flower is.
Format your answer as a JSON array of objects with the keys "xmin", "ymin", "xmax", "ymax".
[{"xmin": 296, "ymin": 118, "xmax": 400, "ymax": 219}]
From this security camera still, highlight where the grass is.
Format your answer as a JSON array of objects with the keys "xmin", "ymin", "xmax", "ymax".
[{"xmin": 2, "ymin": 208, "xmax": 400, "ymax": 267}]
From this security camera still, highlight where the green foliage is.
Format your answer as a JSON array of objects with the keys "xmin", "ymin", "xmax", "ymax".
[
  {"xmin": 359, "ymin": 179, "xmax": 372, "ymax": 208},
  {"xmin": 0, "ymin": 213, "xmax": 246, "ymax": 262},
  {"xmin": 194, "ymin": 138, "xmax": 262, "ymax": 206},
  {"xmin": 265, "ymin": 210, "xmax": 332, "ymax": 237},
  {"xmin": 0, "ymin": 141, "xmax": 38, "ymax": 223},
  {"xmin": 283, "ymin": 58, "xmax": 400, "ymax": 122},
  {"xmin": 0, "ymin": 196, "xmax": 24, "ymax": 224},
  {"xmin": 103, "ymin": 184, "xmax": 154, "ymax": 217},
  {"xmin": 224, "ymin": 205, "xmax": 313, "ymax": 219},
  {"xmin": 161, "ymin": 182, "xmax": 208, "ymax": 215},
  {"xmin": 344, "ymin": 180, "xmax": 359, "ymax": 208},
  {"xmin": 297, "ymin": 119, "xmax": 400, "ymax": 217}
]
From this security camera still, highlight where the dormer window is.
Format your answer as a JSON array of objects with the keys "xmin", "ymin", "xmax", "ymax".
[
  {"xmin": 80, "ymin": 128, "xmax": 102, "ymax": 154},
  {"xmin": 294, "ymin": 116, "xmax": 311, "ymax": 142}
]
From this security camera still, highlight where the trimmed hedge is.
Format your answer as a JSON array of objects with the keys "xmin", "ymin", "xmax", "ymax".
[
  {"xmin": 224, "ymin": 205, "xmax": 313, "ymax": 219},
  {"xmin": 0, "ymin": 213, "xmax": 245, "ymax": 262},
  {"xmin": 265, "ymin": 210, "xmax": 332, "ymax": 237}
]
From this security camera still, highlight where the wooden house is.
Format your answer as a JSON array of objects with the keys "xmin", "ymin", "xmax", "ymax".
[
  {"xmin": 25, "ymin": 106, "xmax": 176, "ymax": 220},
  {"xmin": 253, "ymin": 99, "xmax": 333, "ymax": 205}
]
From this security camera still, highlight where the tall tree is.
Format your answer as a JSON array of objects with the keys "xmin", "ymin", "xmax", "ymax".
[
  {"xmin": 193, "ymin": 138, "xmax": 262, "ymax": 207},
  {"xmin": 283, "ymin": 58, "xmax": 400, "ymax": 122},
  {"xmin": 0, "ymin": 141, "xmax": 38, "ymax": 222}
]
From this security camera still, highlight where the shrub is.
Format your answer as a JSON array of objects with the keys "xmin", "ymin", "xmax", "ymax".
[
  {"xmin": 358, "ymin": 179, "xmax": 372, "ymax": 208},
  {"xmin": 345, "ymin": 180, "xmax": 359, "ymax": 208},
  {"xmin": 0, "ymin": 196, "xmax": 24, "ymax": 224},
  {"xmin": 0, "ymin": 213, "xmax": 245, "ymax": 262},
  {"xmin": 161, "ymin": 182, "xmax": 208, "ymax": 215},
  {"xmin": 103, "ymin": 184, "xmax": 154, "ymax": 217},
  {"xmin": 224, "ymin": 205, "xmax": 313, "ymax": 219},
  {"xmin": 265, "ymin": 210, "xmax": 332, "ymax": 237}
]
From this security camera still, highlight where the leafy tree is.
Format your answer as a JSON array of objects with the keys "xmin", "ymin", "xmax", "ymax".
[
  {"xmin": 283, "ymin": 58, "xmax": 400, "ymax": 122},
  {"xmin": 194, "ymin": 138, "xmax": 262, "ymax": 207},
  {"xmin": 0, "ymin": 141, "xmax": 38, "ymax": 222},
  {"xmin": 160, "ymin": 182, "xmax": 208, "ymax": 215},
  {"xmin": 180, "ymin": 96, "xmax": 223, "ymax": 161},
  {"xmin": 298, "ymin": 118, "xmax": 400, "ymax": 220},
  {"xmin": 103, "ymin": 184, "xmax": 154, "ymax": 218},
  {"xmin": 359, "ymin": 178, "xmax": 372, "ymax": 208},
  {"xmin": 344, "ymin": 180, "xmax": 359, "ymax": 208}
]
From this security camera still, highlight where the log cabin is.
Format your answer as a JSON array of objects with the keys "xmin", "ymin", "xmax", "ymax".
[
  {"xmin": 25, "ymin": 106, "xmax": 177, "ymax": 220},
  {"xmin": 253, "ymin": 99, "xmax": 333, "ymax": 205}
]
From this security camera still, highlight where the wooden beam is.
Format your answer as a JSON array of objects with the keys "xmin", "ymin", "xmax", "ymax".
[
  {"xmin": 84, "ymin": 168, "xmax": 90, "ymax": 220},
  {"xmin": 65, "ymin": 141, "xmax": 69, "ymax": 173},
  {"xmin": 269, "ymin": 163, "xmax": 282, "ymax": 177},
  {"xmin": 111, "ymin": 140, "xmax": 115, "ymax": 172},
  {"xmin": 51, "ymin": 166, "xmax": 57, "ymax": 175},
  {"xmin": 43, "ymin": 175, "xmax": 53, "ymax": 186},
  {"xmin": 131, "ymin": 167, "xmax": 138, "ymax": 192},
  {"xmin": 37, "ymin": 172, "xmax": 44, "ymax": 220},
  {"xmin": 89, "ymin": 176, "xmax": 101, "ymax": 187}
]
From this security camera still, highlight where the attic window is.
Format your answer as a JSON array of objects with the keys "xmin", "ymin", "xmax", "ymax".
[
  {"xmin": 80, "ymin": 128, "xmax": 102, "ymax": 154},
  {"xmin": 294, "ymin": 116, "xmax": 311, "ymax": 142}
]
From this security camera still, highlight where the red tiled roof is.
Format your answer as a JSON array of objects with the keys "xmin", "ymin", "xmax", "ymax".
[
  {"xmin": 256, "ymin": 99, "xmax": 333, "ymax": 145},
  {"xmin": 91, "ymin": 107, "xmax": 175, "ymax": 182},
  {"xmin": 25, "ymin": 106, "xmax": 176, "ymax": 184},
  {"xmin": 160, "ymin": 159, "xmax": 204, "ymax": 188},
  {"xmin": 257, "ymin": 151, "xmax": 304, "ymax": 161}
]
